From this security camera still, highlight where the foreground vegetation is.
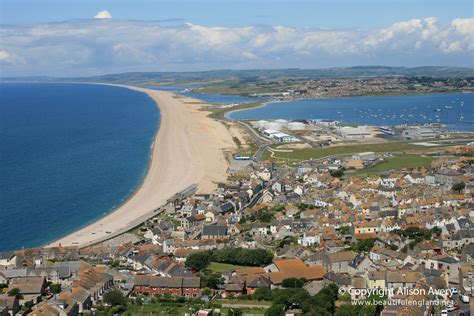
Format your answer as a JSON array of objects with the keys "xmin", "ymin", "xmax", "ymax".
[{"xmin": 97, "ymin": 284, "xmax": 386, "ymax": 316}]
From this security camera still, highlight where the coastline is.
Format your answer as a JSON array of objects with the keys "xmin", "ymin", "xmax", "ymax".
[{"xmin": 47, "ymin": 85, "xmax": 235, "ymax": 248}]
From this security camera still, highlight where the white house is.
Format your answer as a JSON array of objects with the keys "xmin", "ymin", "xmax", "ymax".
[{"xmin": 298, "ymin": 230, "xmax": 320, "ymax": 246}]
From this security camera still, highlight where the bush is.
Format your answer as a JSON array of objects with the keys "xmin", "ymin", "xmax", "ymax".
[
  {"xmin": 49, "ymin": 283, "xmax": 61, "ymax": 294},
  {"xmin": 7, "ymin": 288, "xmax": 21, "ymax": 298},
  {"xmin": 451, "ymin": 181, "xmax": 466, "ymax": 193}
]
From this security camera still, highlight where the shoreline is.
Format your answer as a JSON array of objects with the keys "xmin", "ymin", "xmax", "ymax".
[{"xmin": 47, "ymin": 84, "xmax": 235, "ymax": 248}]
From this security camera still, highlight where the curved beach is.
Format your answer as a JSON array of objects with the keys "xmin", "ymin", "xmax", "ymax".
[{"xmin": 48, "ymin": 86, "xmax": 235, "ymax": 248}]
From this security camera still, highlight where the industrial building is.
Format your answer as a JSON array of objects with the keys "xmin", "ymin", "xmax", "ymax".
[
  {"xmin": 402, "ymin": 128, "xmax": 437, "ymax": 140},
  {"xmin": 338, "ymin": 126, "xmax": 373, "ymax": 139},
  {"xmin": 262, "ymin": 129, "xmax": 297, "ymax": 142},
  {"xmin": 254, "ymin": 120, "xmax": 307, "ymax": 131}
]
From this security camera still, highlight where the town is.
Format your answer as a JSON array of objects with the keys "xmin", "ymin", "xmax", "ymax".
[
  {"xmin": 1, "ymin": 132, "xmax": 472, "ymax": 316},
  {"xmin": 190, "ymin": 76, "xmax": 474, "ymax": 100}
]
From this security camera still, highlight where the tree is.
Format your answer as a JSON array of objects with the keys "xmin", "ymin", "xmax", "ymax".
[
  {"xmin": 337, "ymin": 226, "xmax": 351, "ymax": 235},
  {"xmin": 103, "ymin": 289, "xmax": 127, "ymax": 306},
  {"xmin": 256, "ymin": 211, "xmax": 274, "ymax": 223},
  {"xmin": 49, "ymin": 283, "xmax": 61, "ymax": 294},
  {"xmin": 451, "ymin": 181, "xmax": 466, "ymax": 193},
  {"xmin": 202, "ymin": 288, "xmax": 212, "ymax": 297},
  {"xmin": 402, "ymin": 227, "xmax": 423, "ymax": 239},
  {"xmin": 287, "ymin": 289, "xmax": 310, "ymax": 307},
  {"xmin": 7, "ymin": 288, "xmax": 21, "ymax": 298},
  {"xmin": 211, "ymin": 248, "xmax": 273, "ymax": 266},
  {"xmin": 185, "ymin": 252, "xmax": 211, "ymax": 271},
  {"xmin": 265, "ymin": 304, "xmax": 285, "ymax": 316},
  {"xmin": 110, "ymin": 260, "xmax": 120, "ymax": 268},
  {"xmin": 431, "ymin": 226, "xmax": 442, "ymax": 237},
  {"xmin": 335, "ymin": 303, "xmax": 358, "ymax": 316},
  {"xmin": 282, "ymin": 278, "xmax": 305, "ymax": 288},
  {"xmin": 330, "ymin": 169, "xmax": 345, "ymax": 178},
  {"xmin": 204, "ymin": 272, "xmax": 224, "ymax": 289},
  {"xmin": 352, "ymin": 238, "xmax": 375, "ymax": 253}
]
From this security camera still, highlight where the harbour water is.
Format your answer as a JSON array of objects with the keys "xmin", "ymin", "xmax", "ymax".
[{"xmin": 227, "ymin": 93, "xmax": 474, "ymax": 131}]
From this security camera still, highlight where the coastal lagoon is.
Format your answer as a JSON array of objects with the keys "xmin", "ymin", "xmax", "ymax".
[
  {"xmin": 228, "ymin": 93, "xmax": 474, "ymax": 131},
  {"xmin": 0, "ymin": 83, "xmax": 159, "ymax": 250},
  {"xmin": 181, "ymin": 92, "xmax": 264, "ymax": 105}
]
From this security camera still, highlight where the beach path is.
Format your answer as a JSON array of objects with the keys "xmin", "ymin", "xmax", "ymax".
[{"xmin": 48, "ymin": 86, "xmax": 235, "ymax": 248}]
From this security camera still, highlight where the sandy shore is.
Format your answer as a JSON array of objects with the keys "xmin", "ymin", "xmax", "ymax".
[{"xmin": 48, "ymin": 85, "xmax": 235, "ymax": 248}]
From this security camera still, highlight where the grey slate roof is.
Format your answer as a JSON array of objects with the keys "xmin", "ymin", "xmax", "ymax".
[
  {"xmin": 202, "ymin": 225, "xmax": 227, "ymax": 237},
  {"xmin": 182, "ymin": 277, "xmax": 200, "ymax": 288}
]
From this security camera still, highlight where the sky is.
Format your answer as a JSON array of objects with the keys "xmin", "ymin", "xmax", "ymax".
[{"xmin": 0, "ymin": 0, "xmax": 473, "ymax": 76}]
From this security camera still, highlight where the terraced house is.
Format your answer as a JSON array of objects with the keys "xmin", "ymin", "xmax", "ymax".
[{"xmin": 133, "ymin": 276, "xmax": 201, "ymax": 298}]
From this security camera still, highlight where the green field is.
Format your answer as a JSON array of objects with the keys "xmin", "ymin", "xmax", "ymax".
[
  {"xmin": 262, "ymin": 142, "xmax": 444, "ymax": 163},
  {"xmin": 208, "ymin": 262, "xmax": 244, "ymax": 273},
  {"xmin": 350, "ymin": 155, "xmax": 435, "ymax": 177}
]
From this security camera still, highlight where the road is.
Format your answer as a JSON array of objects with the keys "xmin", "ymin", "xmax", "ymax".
[{"xmin": 237, "ymin": 121, "xmax": 275, "ymax": 161}]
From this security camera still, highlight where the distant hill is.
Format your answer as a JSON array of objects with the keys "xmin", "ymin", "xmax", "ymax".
[{"xmin": 3, "ymin": 66, "xmax": 474, "ymax": 84}]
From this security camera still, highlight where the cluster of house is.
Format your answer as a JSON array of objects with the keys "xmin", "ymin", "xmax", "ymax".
[
  {"xmin": 0, "ymin": 151, "xmax": 472, "ymax": 315},
  {"xmin": 0, "ymin": 248, "xmax": 115, "ymax": 315}
]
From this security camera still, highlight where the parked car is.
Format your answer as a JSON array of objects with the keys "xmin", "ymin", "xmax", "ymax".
[
  {"xmin": 447, "ymin": 303, "xmax": 459, "ymax": 312},
  {"xmin": 460, "ymin": 294, "xmax": 469, "ymax": 304}
]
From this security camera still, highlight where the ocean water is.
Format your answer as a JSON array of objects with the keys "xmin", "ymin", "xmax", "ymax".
[
  {"xmin": 228, "ymin": 93, "xmax": 474, "ymax": 131},
  {"xmin": 0, "ymin": 83, "xmax": 160, "ymax": 251}
]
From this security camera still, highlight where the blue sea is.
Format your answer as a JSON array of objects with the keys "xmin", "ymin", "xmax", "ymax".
[
  {"xmin": 0, "ymin": 83, "xmax": 159, "ymax": 251},
  {"xmin": 228, "ymin": 93, "xmax": 474, "ymax": 131}
]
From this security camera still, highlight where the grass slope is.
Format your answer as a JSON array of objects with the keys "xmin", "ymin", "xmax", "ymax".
[{"xmin": 262, "ymin": 142, "xmax": 432, "ymax": 162}]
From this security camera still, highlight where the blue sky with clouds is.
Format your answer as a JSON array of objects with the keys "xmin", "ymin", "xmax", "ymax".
[{"xmin": 0, "ymin": 0, "xmax": 473, "ymax": 76}]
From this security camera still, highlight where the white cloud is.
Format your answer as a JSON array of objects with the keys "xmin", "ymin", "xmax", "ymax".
[
  {"xmin": 0, "ymin": 50, "xmax": 25, "ymax": 65},
  {"xmin": 94, "ymin": 10, "xmax": 112, "ymax": 19},
  {"xmin": 0, "ymin": 50, "xmax": 11, "ymax": 61},
  {"xmin": 0, "ymin": 17, "xmax": 472, "ymax": 76}
]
